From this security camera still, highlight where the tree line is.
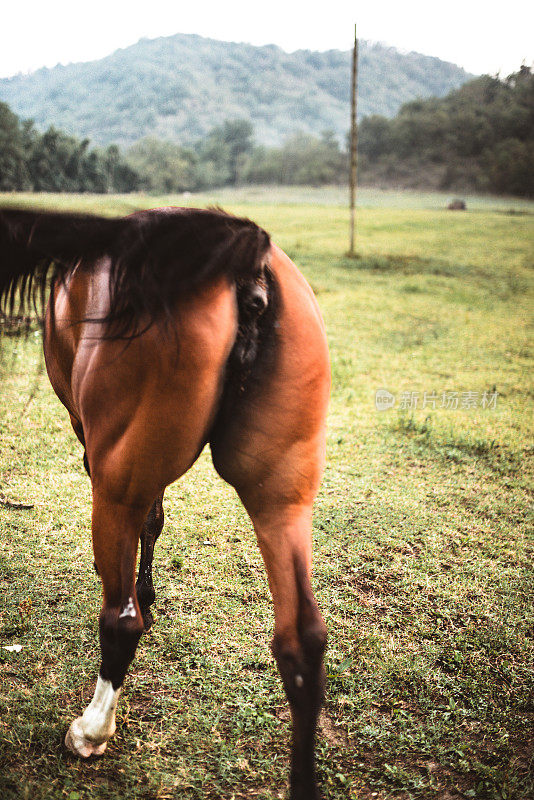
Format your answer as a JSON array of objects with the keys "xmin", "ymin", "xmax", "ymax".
[
  {"xmin": 358, "ymin": 66, "xmax": 534, "ymax": 196},
  {"xmin": 0, "ymin": 67, "xmax": 532, "ymax": 196},
  {"xmin": 0, "ymin": 103, "xmax": 140, "ymax": 193},
  {"xmin": 0, "ymin": 106, "xmax": 347, "ymax": 193}
]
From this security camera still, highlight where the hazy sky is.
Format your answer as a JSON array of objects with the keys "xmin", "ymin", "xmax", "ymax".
[{"xmin": 1, "ymin": 0, "xmax": 532, "ymax": 79}]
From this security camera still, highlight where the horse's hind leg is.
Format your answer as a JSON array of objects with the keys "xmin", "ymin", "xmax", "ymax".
[
  {"xmin": 210, "ymin": 245, "xmax": 330, "ymax": 799},
  {"xmin": 243, "ymin": 501, "xmax": 327, "ymax": 800},
  {"xmin": 65, "ymin": 490, "xmax": 146, "ymax": 757},
  {"xmin": 211, "ymin": 416, "xmax": 328, "ymax": 799},
  {"xmin": 136, "ymin": 492, "xmax": 164, "ymax": 630}
]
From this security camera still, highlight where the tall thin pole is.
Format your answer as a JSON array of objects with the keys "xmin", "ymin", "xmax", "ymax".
[{"xmin": 349, "ymin": 24, "xmax": 358, "ymax": 256}]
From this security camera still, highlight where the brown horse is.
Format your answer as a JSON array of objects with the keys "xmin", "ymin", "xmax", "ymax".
[{"xmin": 0, "ymin": 206, "xmax": 330, "ymax": 799}]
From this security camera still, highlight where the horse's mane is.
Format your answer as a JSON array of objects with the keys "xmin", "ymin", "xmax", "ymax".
[{"xmin": 0, "ymin": 206, "xmax": 271, "ymax": 338}]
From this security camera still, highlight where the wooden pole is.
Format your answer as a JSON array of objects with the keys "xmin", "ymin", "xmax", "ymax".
[{"xmin": 349, "ymin": 24, "xmax": 358, "ymax": 256}]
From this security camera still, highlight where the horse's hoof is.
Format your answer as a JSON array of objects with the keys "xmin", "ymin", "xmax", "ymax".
[
  {"xmin": 141, "ymin": 608, "xmax": 154, "ymax": 631},
  {"xmin": 65, "ymin": 717, "xmax": 108, "ymax": 758}
]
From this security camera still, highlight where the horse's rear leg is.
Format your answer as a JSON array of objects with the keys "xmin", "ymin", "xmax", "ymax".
[
  {"xmin": 243, "ymin": 503, "xmax": 327, "ymax": 800},
  {"xmin": 65, "ymin": 491, "xmax": 146, "ymax": 757},
  {"xmin": 136, "ymin": 492, "xmax": 164, "ymax": 630}
]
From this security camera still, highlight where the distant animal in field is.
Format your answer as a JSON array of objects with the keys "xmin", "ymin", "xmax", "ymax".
[
  {"xmin": 0, "ymin": 206, "xmax": 330, "ymax": 800},
  {"xmin": 447, "ymin": 199, "xmax": 466, "ymax": 210}
]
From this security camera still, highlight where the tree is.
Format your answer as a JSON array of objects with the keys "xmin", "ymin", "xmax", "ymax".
[
  {"xmin": 197, "ymin": 119, "xmax": 254, "ymax": 186},
  {"xmin": 221, "ymin": 119, "xmax": 254, "ymax": 185},
  {"xmin": 484, "ymin": 138, "xmax": 534, "ymax": 196},
  {"xmin": 127, "ymin": 138, "xmax": 198, "ymax": 193},
  {"xmin": 246, "ymin": 130, "xmax": 346, "ymax": 186},
  {"xmin": 0, "ymin": 102, "xmax": 29, "ymax": 190}
]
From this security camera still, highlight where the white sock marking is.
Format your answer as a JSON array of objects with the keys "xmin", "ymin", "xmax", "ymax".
[
  {"xmin": 80, "ymin": 675, "xmax": 121, "ymax": 743},
  {"xmin": 66, "ymin": 675, "xmax": 121, "ymax": 756}
]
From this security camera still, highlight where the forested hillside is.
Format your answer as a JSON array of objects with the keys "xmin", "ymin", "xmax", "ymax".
[
  {"xmin": 1, "ymin": 69, "xmax": 532, "ymax": 196},
  {"xmin": 0, "ymin": 33, "xmax": 470, "ymax": 146}
]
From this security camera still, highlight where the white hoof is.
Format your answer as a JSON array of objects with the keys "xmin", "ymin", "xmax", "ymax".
[{"xmin": 65, "ymin": 717, "xmax": 108, "ymax": 758}]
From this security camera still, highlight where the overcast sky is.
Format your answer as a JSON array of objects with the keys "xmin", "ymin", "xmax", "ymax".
[{"xmin": 1, "ymin": 1, "xmax": 532, "ymax": 79}]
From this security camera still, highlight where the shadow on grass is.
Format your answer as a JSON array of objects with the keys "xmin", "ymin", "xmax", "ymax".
[
  {"xmin": 388, "ymin": 412, "xmax": 526, "ymax": 476},
  {"xmin": 340, "ymin": 253, "xmax": 459, "ymax": 277}
]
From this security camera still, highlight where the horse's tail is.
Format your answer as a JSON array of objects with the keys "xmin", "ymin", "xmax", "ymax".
[{"xmin": 0, "ymin": 207, "xmax": 271, "ymax": 338}]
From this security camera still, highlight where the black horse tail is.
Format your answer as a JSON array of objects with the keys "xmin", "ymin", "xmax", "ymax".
[{"xmin": 0, "ymin": 207, "xmax": 271, "ymax": 338}]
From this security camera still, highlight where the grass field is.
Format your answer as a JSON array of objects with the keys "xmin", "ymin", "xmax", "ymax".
[{"xmin": 0, "ymin": 189, "xmax": 533, "ymax": 799}]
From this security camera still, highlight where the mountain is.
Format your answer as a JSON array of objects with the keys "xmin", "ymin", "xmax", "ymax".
[{"xmin": 0, "ymin": 33, "xmax": 472, "ymax": 147}]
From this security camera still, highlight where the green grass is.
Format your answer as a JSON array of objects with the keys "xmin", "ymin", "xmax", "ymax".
[
  {"xmin": 0, "ymin": 189, "xmax": 533, "ymax": 799},
  {"xmin": 2, "ymin": 185, "xmax": 534, "ymax": 211}
]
